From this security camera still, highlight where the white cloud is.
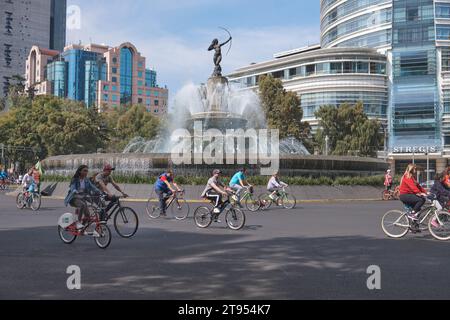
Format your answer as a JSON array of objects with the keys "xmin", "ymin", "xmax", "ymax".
[{"xmin": 67, "ymin": 0, "xmax": 320, "ymax": 100}]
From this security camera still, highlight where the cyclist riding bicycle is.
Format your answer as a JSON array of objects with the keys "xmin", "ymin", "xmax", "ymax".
[
  {"xmin": 93, "ymin": 164, "xmax": 129, "ymax": 220},
  {"xmin": 430, "ymin": 172, "xmax": 450, "ymax": 208},
  {"xmin": 0, "ymin": 167, "xmax": 8, "ymax": 188},
  {"xmin": 229, "ymin": 168, "xmax": 252, "ymax": 208},
  {"xmin": 22, "ymin": 168, "xmax": 35, "ymax": 193},
  {"xmin": 399, "ymin": 164, "xmax": 428, "ymax": 221},
  {"xmin": 154, "ymin": 170, "xmax": 181, "ymax": 217},
  {"xmin": 267, "ymin": 172, "xmax": 288, "ymax": 202},
  {"xmin": 201, "ymin": 169, "xmax": 229, "ymax": 223},
  {"xmin": 64, "ymin": 165, "xmax": 102, "ymax": 230},
  {"xmin": 384, "ymin": 169, "xmax": 393, "ymax": 191}
]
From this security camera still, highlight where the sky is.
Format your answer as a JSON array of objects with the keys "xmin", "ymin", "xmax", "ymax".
[{"xmin": 67, "ymin": 0, "xmax": 320, "ymax": 97}]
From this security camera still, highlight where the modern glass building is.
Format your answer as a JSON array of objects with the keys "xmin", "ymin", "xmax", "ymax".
[
  {"xmin": 25, "ymin": 42, "xmax": 169, "ymax": 116},
  {"xmin": 321, "ymin": 0, "xmax": 393, "ymax": 51},
  {"xmin": 229, "ymin": 0, "xmax": 450, "ymax": 174},
  {"xmin": 228, "ymin": 47, "xmax": 388, "ymax": 131},
  {"xmin": 1, "ymin": 0, "xmax": 67, "ymax": 96}
]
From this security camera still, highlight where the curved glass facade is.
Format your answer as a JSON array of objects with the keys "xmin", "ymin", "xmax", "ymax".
[
  {"xmin": 47, "ymin": 61, "xmax": 66, "ymax": 97},
  {"xmin": 120, "ymin": 47, "xmax": 133, "ymax": 104},
  {"xmin": 321, "ymin": 0, "xmax": 392, "ymax": 49},
  {"xmin": 301, "ymin": 91, "xmax": 388, "ymax": 120},
  {"xmin": 322, "ymin": 8, "xmax": 391, "ymax": 47}
]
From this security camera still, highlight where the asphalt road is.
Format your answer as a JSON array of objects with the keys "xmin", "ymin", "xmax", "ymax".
[{"xmin": 0, "ymin": 193, "xmax": 449, "ymax": 300}]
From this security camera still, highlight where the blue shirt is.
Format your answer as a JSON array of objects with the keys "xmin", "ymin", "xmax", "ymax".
[
  {"xmin": 155, "ymin": 173, "xmax": 173, "ymax": 191},
  {"xmin": 230, "ymin": 172, "xmax": 246, "ymax": 186}
]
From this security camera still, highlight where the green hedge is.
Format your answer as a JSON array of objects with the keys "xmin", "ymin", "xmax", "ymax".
[{"xmin": 42, "ymin": 174, "xmax": 390, "ymax": 187}]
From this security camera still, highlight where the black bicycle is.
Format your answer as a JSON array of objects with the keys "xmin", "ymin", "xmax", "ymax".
[
  {"xmin": 88, "ymin": 195, "xmax": 139, "ymax": 239},
  {"xmin": 194, "ymin": 192, "xmax": 246, "ymax": 231},
  {"xmin": 146, "ymin": 190, "xmax": 190, "ymax": 220}
]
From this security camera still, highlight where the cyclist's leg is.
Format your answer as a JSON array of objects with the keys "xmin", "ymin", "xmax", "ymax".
[
  {"xmin": 231, "ymin": 184, "xmax": 244, "ymax": 202},
  {"xmin": 400, "ymin": 194, "xmax": 424, "ymax": 214},
  {"xmin": 206, "ymin": 191, "xmax": 221, "ymax": 210},
  {"xmin": 155, "ymin": 189, "xmax": 166, "ymax": 214},
  {"xmin": 70, "ymin": 196, "xmax": 88, "ymax": 223}
]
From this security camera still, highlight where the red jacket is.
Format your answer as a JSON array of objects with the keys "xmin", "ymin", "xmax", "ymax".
[{"xmin": 399, "ymin": 174, "xmax": 426, "ymax": 195}]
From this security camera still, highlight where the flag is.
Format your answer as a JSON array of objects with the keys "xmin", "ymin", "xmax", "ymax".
[{"xmin": 35, "ymin": 161, "xmax": 43, "ymax": 175}]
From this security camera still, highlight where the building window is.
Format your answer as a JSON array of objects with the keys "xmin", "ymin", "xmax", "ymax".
[
  {"xmin": 112, "ymin": 77, "xmax": 117, "ymax": 83},
  {"xmin": 112, "ymin": 57, "xmax": 117, "ymax": 64},
  {"xmin": 103, "ymin": 94, "xmax": 109, "ymax": 101},
  {"xmin": 112, "ymin": 95, "xmax": 118, "ymax": 102},
  {"xmin": 112, "ymin": 67, "xmax": 117, "ymax": 74},
  {"xmin": 146, "ymin": 90, "xmax": 151, "ymax": 96},
  {"xmin": 138, "ymin": 71, "xmax": 143, "ymax": 78},
  {"xmin": 120, "ymin": 47, "xmax": 134, "ymax": 104},
  {"xmin": 138, "ymin": 89, "xmax": 143, "ymax": 95},
  {"xmin": 112, "ymin": 85, "xmax": 117, "ymax": 91},
  {"xmin": 138, "ymin": 98, "xmax": 143, "ymax": 103},
  {"xmin": 138, "ymin": 80, "xmax": 143, "ymax": 87},
  {"xmin": 103, "ymin": 85, "xmax": 109, "ymax": 91},
  {"xmin": 154, "ymin": 100, "xmax": 159, "ymax": 106}
]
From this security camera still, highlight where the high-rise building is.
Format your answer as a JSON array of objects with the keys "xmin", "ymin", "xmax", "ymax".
[
  {"xmin": 25, "ymin": 42, "xmax": 169, "ymax": 116},
  {"xmin": 0, "ymin": 0, "xmax": 67, "ymax": 97},
  {"xmin": 230, "ymin": 0, "xmax": 450, "ymax": 176}
]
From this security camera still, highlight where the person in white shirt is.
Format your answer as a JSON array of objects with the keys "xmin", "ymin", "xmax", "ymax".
[
  {"xmin": 22, "ymin": 168, "xmax": 35, "ymax": 192},
  {"xmin": 267, "ymin": 172, "xmax": 288, "ymax": 200}
]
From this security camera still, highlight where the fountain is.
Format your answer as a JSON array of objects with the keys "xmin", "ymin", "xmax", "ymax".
[{"xmin": 42, "ymin": 32, "xmax": 388, "ymax": 177}]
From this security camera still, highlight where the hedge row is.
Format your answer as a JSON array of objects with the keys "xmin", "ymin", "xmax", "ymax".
[{"xmin": 42, "ymin": 174, "xmax": 393, "ymax": 187}]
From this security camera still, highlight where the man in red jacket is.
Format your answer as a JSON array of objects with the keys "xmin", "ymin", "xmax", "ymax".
[{"xmin": 399, "ymin": 164, "xmax": 428, "ymax": 221}]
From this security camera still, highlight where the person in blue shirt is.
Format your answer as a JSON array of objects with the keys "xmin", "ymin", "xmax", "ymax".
[
  {"xmin": 229, "ymin": 168, "xmax": 252, "ymax": 208},
  {"xmin": 64, "ymin": 165, "xmax": 102, "ymax": 230},
  {"xmin": 154, "ymin": 170, "xmax": 181, "ymax": 216},
  {"xmin": 0, "ymin": 167, "xmax": 8, "ymax": 188}
]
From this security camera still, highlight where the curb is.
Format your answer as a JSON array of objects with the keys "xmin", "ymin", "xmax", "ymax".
[{"xmin": 28, "ymin": 195, "xmax": 383, "ymax": 204}]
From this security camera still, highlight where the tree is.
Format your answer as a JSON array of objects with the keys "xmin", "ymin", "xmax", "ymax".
[
  {"xmin": 314, "ymin": 102, "xmax": 382, "ymax": 157},
  {"xmin": 103, "ymin": 104, "xmax": 161, "ymax": 152},
  {"xmin": 258, "ymin": 75, "xmax": 312, "ymax": 149}
]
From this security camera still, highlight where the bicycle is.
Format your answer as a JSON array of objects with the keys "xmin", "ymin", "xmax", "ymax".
[
  {"xmin": 58, "ymin": 196, "xmax": 112, "ymax": 249},
  {"xmin": 231, "ymin": 186, "xmax": 261, "ymax": 212},
  {"xmin": 16, "ymin": 190, "xmax": 41, "ymax": 211},
  {"xmin": 146, "ymin": 189, "xmax": 190, "ymax": 220},
  {"xmin": 259, "ymin": 187, "xmax": 297, "ymax": 210},
  {"xmin": 88, "ymin": 195, "xmax": 139, "ymax": 238},
  {"xmin": 194, "ymin": 192, "xmax": 246, "ymax": 231},
  {"xmin": 382, "ymin": 186, "xmax": 400, "ymax": 201},
  {"xmin": 381, "ymin": 194, "xmax": 450, "ymax": 241}
]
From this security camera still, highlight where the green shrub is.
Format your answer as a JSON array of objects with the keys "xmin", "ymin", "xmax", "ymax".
[{"xmin": 42, "ymin": 174, "xmax": 387, "ymax": 186}]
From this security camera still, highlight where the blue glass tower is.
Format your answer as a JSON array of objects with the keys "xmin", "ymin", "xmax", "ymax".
[{"xmin": 120, "ymin": 47, "xmax": 134, "ymax": 104}]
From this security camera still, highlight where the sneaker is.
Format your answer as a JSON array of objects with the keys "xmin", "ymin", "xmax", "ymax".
[
  {"xmin": 213, "ymin": 208, "xmax": 221, "ymax": 214},
  {"xmin": 431, "ymin": 218, "xmax": 440, "ymax": 229},
  {"xmin": 93, "ymin": 230, "xmax": 101, "ymax": 238},
  {"xmin": 76, "ymin": 222, "xmax": 85, "ymax": 230},
  {"xmin": 407, "ymin": 212, "xmax": 419, "ymax": 221},
  {"xmin": 160, "ymin": 212, "xmax": 167, "ymax": 217}
]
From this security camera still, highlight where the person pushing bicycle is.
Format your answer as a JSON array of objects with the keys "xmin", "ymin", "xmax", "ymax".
[
  {"xmin": 93, "ymin": 164, "xmax": 129, "ymax": 220},
  {"xmin": 154, "ymin": 170, "xmax": 181, "ymax": 217},
  {"xmin": 267, "ymin": 172, "xmax": 288, "ymax": 202}
]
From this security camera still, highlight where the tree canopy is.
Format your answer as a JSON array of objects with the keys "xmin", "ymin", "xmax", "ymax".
[
  {"xmin": 258, "ymin": 75, "xmax": 312, "ymax": 150},
  {"xmin": 314, "ymin": 102, "xmax": 382, "ymax": 157}
]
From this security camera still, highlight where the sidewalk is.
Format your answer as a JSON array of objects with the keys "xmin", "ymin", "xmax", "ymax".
[{"xmin": 6, "ymin": 182, "xmax": 385, "ymax": 202}]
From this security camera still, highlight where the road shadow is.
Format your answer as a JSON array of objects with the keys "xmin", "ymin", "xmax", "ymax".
[{"xmin": 0, "ymin": 226, "xmax": 449, "ymax": 300}]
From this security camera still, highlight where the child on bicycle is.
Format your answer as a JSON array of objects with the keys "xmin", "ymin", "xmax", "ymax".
[{"xmin": 267, "ymin": 172, "xmax": 288, "ymax": 201}]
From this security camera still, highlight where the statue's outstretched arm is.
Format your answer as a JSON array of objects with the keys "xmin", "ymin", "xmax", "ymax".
[
  {"xmin": 220, "ymin": 37, "xmax": 232, "ymax": 47},
  {"xmin": 208, "ymin": 44, "xmax": 215, "ymax": 51}
]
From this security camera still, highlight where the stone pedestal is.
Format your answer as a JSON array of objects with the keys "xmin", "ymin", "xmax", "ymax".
[{"xmin": 207, "ymin": 76, "xmax": 228, "ymax": 112}]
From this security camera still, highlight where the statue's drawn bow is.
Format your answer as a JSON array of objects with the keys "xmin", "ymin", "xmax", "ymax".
[{"xmin": 219, "ymin": 26, "xmax": 232, "ymax": 56}]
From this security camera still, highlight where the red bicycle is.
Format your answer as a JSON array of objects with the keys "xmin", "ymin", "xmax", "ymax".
[{"xmin": 58, "ymin": 196, "xmax": 112, "ymax": 249}]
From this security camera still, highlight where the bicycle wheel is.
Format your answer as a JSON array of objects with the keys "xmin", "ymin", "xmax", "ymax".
[
  {"xmin": 194, "ymin": 207, "xmax": 212, "ymax": 229},
  {"xmin": 245, "ymin": 194, "xmax": 261, "ymax": 212},
  {"xmin": 259, "ymin": 193, "xmax": 273, "ymax": 210},
  {"xmin": 146, "ymin": 198, "xmax": 161, "ymax": 219},
  {"xmin": 16, "ymin": 193, "xmax": 25, "ymax": 209},
  {"xmin": 281, "ymin": 193, "xmax": 296, "ymax": 210},
  {"xmin": 94, "ymin": 223, "xmax": 112, "ymax": 249},
  {"xmin": 225, "ymin": 208, "xmax": 246, "ymax": 230},
  {"xmin": 429, "ymin": 211, "xmax": 450, "ymax": 241},
  {"xmin": 30, "ymin": 193, "xmax": 41, "ymax": 211},
  {"xmin": 114, "ymin": 207, "xmax": 139, "ymax": 238},
  {"xmin": 381, "ymin": 210, "xmax": 410, "ymax": 238},
  {"xmin": 58, "ymin": 226, "xmax": 77, "ymax": 244},
  {"xmin": 172, "ymin": 198, "xmax": 190, "ymax": 220}
]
